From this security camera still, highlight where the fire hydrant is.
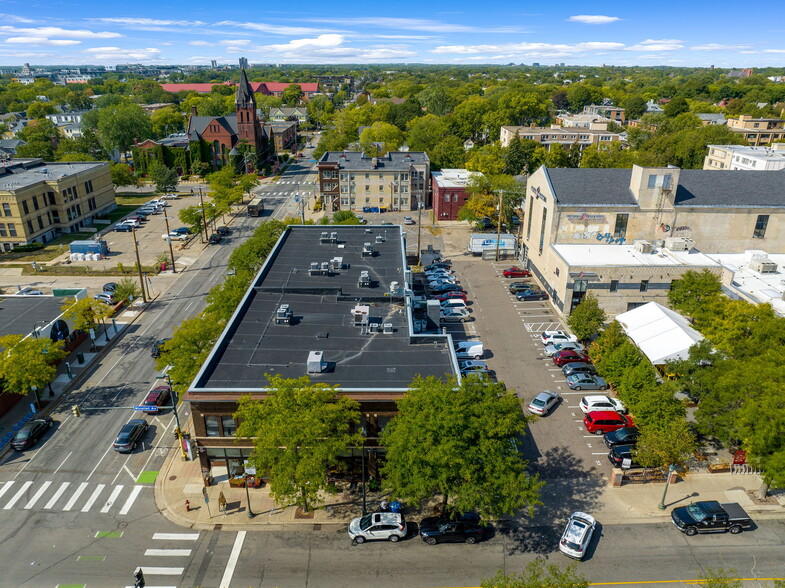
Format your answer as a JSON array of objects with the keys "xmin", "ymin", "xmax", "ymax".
[{"xmin": 185, "ymin": 500, "xmax": 191, "ymax": 512}]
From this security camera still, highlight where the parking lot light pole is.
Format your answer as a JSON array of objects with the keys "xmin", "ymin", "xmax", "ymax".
[
  {"xmin": 495, "ymin": 189, "xmax": 504, "ymax": 262},
  {"xmin": 658, "ymin": 464, "xmax": 678, "ymax": 510},
  {"xmin": 131, "ymin": 227, "xmax": 148, "ymax": 303},
  {"xmin": 198, "ymin": 188, "xmax": 209, "ymax": 242},
  {"xmin": 163, "ymin": 215, "xmax": 177, "ymax": 273}
]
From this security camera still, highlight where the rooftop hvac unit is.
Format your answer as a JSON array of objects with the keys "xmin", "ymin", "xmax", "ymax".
[
  {"xmin": 634, "ymin": 240, "xmax": 653, "ymax": 254},
  {"xmin": 352, "ymin": 304, "xmax": 370, "ymax": 325},
  {"xmin": 309, "ymin": 261, "xmax": 320, "ymax": 275},
  {"xmin": 330, "ymin": 231, "xmax": 338, "ymax": 242},
  {"xmin": 358, "ymin": 270, "xmax": 371, "ymax": 287},
  {"xmin": 275, "ymin": 304, "xmax": 293, "ymax": 325},
  {"xmin": 362, "ymin": 243, "xmax": 374, "ymax": 257},
  {"xmin": 329, "ymin": 256, "xmax": 344, "ymax": 270},
  {"xmin": 306, "ymin": 350, "xmax": 327, "ymax": 373},
  {"xmin": 390, "ymin": 281, "xmax": 400, "ymax": 294},
  {"xmin": 383, "ymin": 323, "xmax": 393, "ymax": 334},
  {"xmin": 375, "ymin": 235, "xmax": 385, "ymax": 243},
  {"xmin": 320, "ymin": 231, "xmax": 329, "ymax": 243},
  {"xmin": 664, "ymin": 237, "xmax": 693, "ymax": 251},
  {"xmin": 750, "ymin": 258, "xmax": 778, "ymax": 273}
]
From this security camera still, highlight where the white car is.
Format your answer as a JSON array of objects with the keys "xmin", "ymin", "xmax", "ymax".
[
  {"xmin": 579, "ymin": 395, "xmax": 625, "ymax": 414},
  {"xmin": 161, "ymin": 193, "xmax": 180, "ymax": 200},
  {"xmin": 440, "ymin": 299, "xmax": 467, "ymax": 311},
  {"xmin": 162, "ymin": 232, "xmax": 188, "ymax": 241},
  {"xmin": 528, "ymin": 390, "xmax": 561, "ymax": 416},
  {"xmin": 541, "ymin": 330, "xmax": 578, "ymax": 345},
  {"xmin": 559, "ymin": 512, "xmax": 596, "ymax": 560},
  {"xmin": 454, "ymin": 341, "xmax": 484, "ymax": 360},
  {"xmin": 121, "ymin": 219, "xmax": 140, "ymax": 228},
  {"xmin": 544, "ymin": 341, "xmax": 585, "ymax": 357},
  {"xmin": 348, "ymin": 512, "xmax": 407, "ymax": 544}
]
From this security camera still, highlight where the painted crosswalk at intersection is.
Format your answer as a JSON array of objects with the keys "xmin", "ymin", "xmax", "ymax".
[{"xmin": 0, "ymin": 480, "xmax": 146, "ymax": 515}]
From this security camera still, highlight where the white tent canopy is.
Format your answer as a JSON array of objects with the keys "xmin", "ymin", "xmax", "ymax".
[{"xmin": 615, "ymin": 302, "xmax": 704, "ymax": 365}]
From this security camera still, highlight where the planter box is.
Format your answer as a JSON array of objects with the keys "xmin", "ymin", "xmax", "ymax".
[{"xmin": 708, "ymin": 463, "xmax": 730, "ymax": 473}]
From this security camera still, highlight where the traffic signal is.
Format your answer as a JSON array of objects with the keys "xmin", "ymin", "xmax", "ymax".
[
  {"xmin": 133, "ymin": 567, "xmax": 145, "ymax": 588},
  {"xmin": 71, "ymin": 405, "xmax": 80, "ymax": 417}
]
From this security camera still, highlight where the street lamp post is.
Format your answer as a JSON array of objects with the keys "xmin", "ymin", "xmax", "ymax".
[
  {"xmin": 359, "ymin": 426, "xmax": 367, "ymax": 515},
  {"xmin": 658, "ymin": 464, "xmax": 678, "ymax": 510},
  {"xmin": 494, "ymin": 190, "xmax": 504, "ymax": 262},
  {"xmin": 131, "ymin": 227, "xmax": 148, "ymax": 303},
  {"xmin": 244, "ymin": 475, "xmax": 255, "ymax": 518},
  {"xmin": 157, "ymin": 373, "xmax": 187, "ymax": 460},
  {"xmin": 416, "ymin": 192, "xmax": 424, "ymax": 264},
  {"xmin": 197, "ymin": 188, "xmax": 209, "ymax": 243},
  {"xmin": 32, "ymin": 320, "xmax": 48, "ymax": 339},
  {"xmin": 162, "ymin": 214, "xmax": 177, "ymax": 273}
]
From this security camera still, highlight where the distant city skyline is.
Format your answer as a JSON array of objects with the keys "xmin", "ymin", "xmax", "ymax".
[{"xmin": 1, "ymin": 2, "xmax": 784, "ymax": 68}]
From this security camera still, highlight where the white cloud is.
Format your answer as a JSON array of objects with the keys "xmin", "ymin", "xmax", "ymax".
[
  {"xmin": 5, "ymin": 37, "xmax": 80, "ymax": 46},
  {"xmin": 215, "ymin": 20, "xmax": 332, "ymax": 36},
  {"xmin": 0, "ymin": 26, "xmax": 121, "ymax": 39},
  {"xmin": 568, "ymin": 15, "xmax": 621, "ymax": 25},
  {"xmin": 626, "ymin": 39, "xmax": 683, "ymax": 51},
  {"xmin": 431, "ymin": 41, "xmax": 625, "ymax": 56},
  {"xmin": 218, "ymin": 39, "xmax": 251, "ymax": 46},
  {"xmin": 91, "ymin": 17, "xmax": 206, "ymax": 26},
  {"xmin": 303, "ymin": 16, "xmax": 523, "ymax": 34},
  {"xmin": 84, "ymin": 46, "xmax": 162, "ymax": 61},
  {"xmin": 0, "ymin": 14, "xmax": 35, "ymax": 24},
  {"xmin": 691, "ymin": 43, "xmax": 751, "ymax": 51},
  {"xmin": 762, "ymin": 49, "xmax": 785, "ymax": 53},
  {"xmin": 267, "ymin": 34, "xmax": 345, "ymax": 52},
  {"xmin": 189, "ymin": 40, "xmax": 214, "ymax": 47}
]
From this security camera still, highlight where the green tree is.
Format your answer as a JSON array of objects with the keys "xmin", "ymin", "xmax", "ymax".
[
  {"xmin": 27, "ymin": 101, "xmax": 56, "ymax": 119},
  {"xmin": 155, "ymin": 313, "xmax": 226, "ymax": 391},
  {"xmin": 588, "ymin": 320, "xmax": 628, "ymax": 366},
  {"xmin": 667, "ymin": 269, "xmax": 722, "ymax": 318},
  {"xmin": 97, "ymin": 102, "xmax": 152, "ymax": 161},
  {"xmin": 567, "ymin": 292, "xmax": 607, "ymax": 341},
  {"xmin": 281, "ymin": 83, "xmax": 303, "ymax": 106},
  {"xmin": 430, "ymin": 136, "xmax": 466, "ymax": 169},
  {"xmin": 634, "ymin": 417, "xmax": 696, "ymax": 469},
  {"xmin": 597, "ymin": 340, "xmax": 644, "ymax": 388},
  {"xmin": 150, "ymin": 107, "xmax": 185, "ymax": 138},
  {"xmin": 466, "ymin": 143, "xmax": 506, "ymax": 175},
  {"xmin": 359, "ymin": 121, "xmax": 404, "ymax": 155},
  {"xmin": 381, "ymin": 375, "xmax": 543, "ymax": 521},
  {"xmin": 150, "ymin": 164, "xmax": 179, "ymax": 193},
  {"xmin": 113, "ymin": 277, "xmax": 141, "ymax": 303},
  {"xmin": 60, "ymin": 297, "xmax": 113, "ymax": 333},
  {"xmin": 621, "ymin": 95, "xmax": 647, "ymax": 120},
  {"xmin": 664, "ymin": 96, "xmax": 690, "ymax": 118},
  {"xmin": 481, "ymin": 558, "xmax": 589, "ymax": 588},
  {"xmin": 330, "ymin": 210, "xmax": 361, "ymax": 224},
  {"xmin": 110, "ymin": 163, "xmax": 138, "ymax": 187},
  {"xmin": 417, "ymin": 86, "xmax": 454, "ymax": 116},
  {"xmin": 0, "ymin": 335, "xmax": 67, "ymax": 404},
  {"xmin": 234, "ymin": 374, "xmax": 362, "ymax": 513},
  {"xmin": 580, "ymin": 142, "xmax": 638, "ymax": 168},
  {"xmin": 406, "ymin": 114, "xmax": 449, "ymax": 152}
]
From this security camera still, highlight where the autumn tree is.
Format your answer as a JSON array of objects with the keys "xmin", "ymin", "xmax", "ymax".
[
  {"xmin": 381, "ymin": 375, "xmax": 543, "ymax": 521},
  {"xmin": 234, "ymin": 374, "xmax": 362, "ymax": 513}
]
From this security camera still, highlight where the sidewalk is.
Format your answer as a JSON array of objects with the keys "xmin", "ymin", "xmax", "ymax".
[{"xmin": 154, "ymin": 443, "xmax": 784, "ymax": 532}]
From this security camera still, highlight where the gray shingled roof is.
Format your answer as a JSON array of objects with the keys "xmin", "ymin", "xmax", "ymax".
[
  {"xmin": 545, "ymin": 167, "xmax": 785, "ymax": 208},
  {"xmin": 319, "ymin": 151, "xmax": 429, "ymax": 170},
  {"xmin": 187, "ymin": 115, "xmax": 238, "ymax": 141}
]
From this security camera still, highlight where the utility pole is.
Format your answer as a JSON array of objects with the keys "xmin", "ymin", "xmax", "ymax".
[
  {"xmin": 162, "ymin": 214, "xmax": 177, "ymax": 273},
  {"xmin": 198, "ymin": 188, "xmax": 209, "ymax": 242},
  {"xmin": 495, "ymin": 189, "xmax": 504, "ymax": 262},
  {"xmin": 416, "ymin": 192, "xmax": 423, "ymax": 264},
  {"xmin": 131, "ymin": 227, "xmax": 148, "ymax": 302}
]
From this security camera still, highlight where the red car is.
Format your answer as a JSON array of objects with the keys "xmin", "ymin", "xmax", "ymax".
[
  {"xmin": 503, "ymin": 267, "xmax": 532, "ymax": 278},
  {"xmin": 552, "ymin": 349, "xmax": 591, "ymax": 366},
  {"xmin": 583, "ymin": 410, "xmax": 634, "ymax": 435},
  {"xmin": 430, "ymin": 292, "xmax": 468, "ymax": 302},
  {"xmin": 142, "ymin": 386, "xmax": 171, "ymax": 413}
]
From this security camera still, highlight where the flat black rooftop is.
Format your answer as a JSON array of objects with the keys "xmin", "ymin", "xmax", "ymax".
[
  {"xmin": 0, "ymin": 295, "xmax": 69, "ymax": 337},
  {"xmin": 190, "ymin": 225, "xmax": 455, "ymax": 395}
]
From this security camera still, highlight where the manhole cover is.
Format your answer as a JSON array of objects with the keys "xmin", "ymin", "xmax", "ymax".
[
  {"xmin": 169, "ymin": 475, "xmax": 177, "ymax": 481},
  {"xmin": 118, "ymin": 522, "xmax": 128, "ymax": 529}
]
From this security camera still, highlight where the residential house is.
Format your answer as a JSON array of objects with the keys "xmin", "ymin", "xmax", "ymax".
[
  {"xmin": 582, "ymin": 104, "xmax": 626, "ymax": 124},
  {"xmin": 267, "ymin": 106, "xmax": 307, "ymax": 124},
  {"xmin": 727, "ymin": 115, "xmax": 785, "ymax": 146},
  {"xmin": 499, "ymin": 125, "xmax": 622, "ymax": 150}
]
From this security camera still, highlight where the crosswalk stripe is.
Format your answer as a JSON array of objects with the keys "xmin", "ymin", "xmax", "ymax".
[
  {"xmin": 119, "ymin": 485, "xmax": 143, "ymax": 515},
  {"xmin": 24, "ymin": 480, "xmax": 52, "ymax": 509},
  {"xmin": 62, "ymin": 481, "xmax": 89, "ymax": 511},
  {"xmin": 4, "ymin": 480, "xmax": 33, "ymax": 509},
  {"xmin": 144, "ymin": 549, "xmax": 192, "ymax": 557},
  {"xmin": 82, "ymin": 484, "xmax": 105, "ymax": 512},
  {"xmin": 44, "ymin": 482, "xmax": 70, "ymax": 509},
  {"xmin": 152, "ymin": 533, "xmax": 199, "ymax": 541},
  {"xmin": 137, "ymin": 567, "xmax": 184, "ymax": 575},
  {"xmin": 0, "ymin": 482, "xmax": 15, "ymax": 500},
  {"xmin": 101, "ymin": 485, "xmax": 123, "ymax": 513}
]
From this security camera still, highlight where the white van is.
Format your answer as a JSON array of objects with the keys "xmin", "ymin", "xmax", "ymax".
[
  {"xmin": 440, "ymin": 298, "xmax": 467, "ymax": 311},
  {"xmin": 454, "ymin": 340, "xmax": 484, "ymax": 360}
]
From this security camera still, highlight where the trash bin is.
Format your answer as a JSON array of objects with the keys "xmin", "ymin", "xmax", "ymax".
[
  {"xmin": 76, "ymin": 352, "xmax": 85, "ymax": 364},
  {"xmin": 161, "ymin": 261, "xmax": 167, "ymax": 271}
]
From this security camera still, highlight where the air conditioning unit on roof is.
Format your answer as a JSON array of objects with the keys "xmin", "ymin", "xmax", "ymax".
[
  {"xmin": 750, "ymin": 257, "xmax": 778, "ymax": 273},
  {"xmin": 634, "ymin": 240, "xmax": 653, "ymax": 254}
]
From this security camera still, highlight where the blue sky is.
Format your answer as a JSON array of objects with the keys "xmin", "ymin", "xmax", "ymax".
[{"xmin": 1, "ymin": 1, "xmax": 784, "ymax": 67}]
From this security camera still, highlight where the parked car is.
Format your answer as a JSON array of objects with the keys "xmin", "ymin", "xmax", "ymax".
[
  {"xmin": 516, "ymin": 289, "xmax": 548, "ymax": 301},
  {"xmin": 671, "ymin": 501, "xmax": 753, "ymax": 536},
  {"xmin": 603, "ymin": 426, "xmax": 640, "ymax": 448},
  {"xmin": 425, "ymin": 268, "xmax": 455, "ymax": 277},
  {"xmin": 15, "ymin": 287, "xmax": 43, "ymax": 295},
  {"xmin": 541, "ymin": 330, "xmax": 578, "ymax": 345},
  {"xmin": 527, "ymin": 390, "xmax": 561, "ymax": 416},
  {"xmin": 403, "ymin": 216, "xmax": 415, "ymax": 225},
  {"xmin": 102, "ymin": 282, "xmax": 117, "ymax": 293},
  {"xmin": 419, "ymin": 512, "xmax": 485, "ymax": 545},
  {"xmin": 171, "ymin": 227, "xmax": 191, "ymax": 235},
  {"xmin": 503, "ymin": 266, "xmax": 531, "ymax": 278},
  {"xmin": 151, "ymin": 338, "xmax": 171, "ymax": 359},
  {"xmin": 508, "ymin": 281, "xmax": 534, "ymax": 294},
  {"xmin": 94, "ymin": 292, "xmax": 115, "ymax": 305},
  {"xmin": 459, "ymin": 360, "xmax": 489, "ymax": 373},
  {"xmin": 476, "ymin": 217, "xmax": 494, "ymax": 230},
  {"xmin": 162, "ymin": 193, "xmax": 180, "ymax": 200},
  {"xmin": 608, "ymin": 445, "xmax": 641, "ymax": 469},
  {"xmin": 216, "ymin": 226, "xmax": 232, "ymax": 236},
  {"xmin": 440, "ymin": 308, "xmax": 472, "ymax": 323},
  {"xmin": 138, "ymin": 206, "xmax": 160, "ymax": 215},
  {"xmin": 454, "ymin": 340, "xmax": 484, "ymax": 360},
  {"xmin": 348, "ymin": 512, "xmax": 407, "ymax": 543},
  {"xmin": 11, "ymin": 416, "xmax": 53, "ymax": 451},
  {"xmin": 428, "ymin": 279, "xmax": 458, "ymax": 289},
  {"xmin": 112, "ymin": 419, "xmax": 149, "ymax": 453},
  {"xmin": 567, "ymin": 374, "xmax": 608, "ymax": 391},
  {"xmin": 163, "ymin": 232, "xmax": 189, "ymax": 241},
  {"xmin": 561, "ymin": 362, "xmax": 598, "ymax": 377},
  {"xmin": 579, "ymin": 395, "xmax": 625, "ymax": 413},
  {"xmin": 114, "ymin": 223, "xmax": 133, "ymax": 232},
  {"xmin": 440, "ymin": 299, "xmax": 467, "ymax": 311},
  {"xmin": 552, "ymin": 349, "xmax": 592, "ymax": 366},
  {"xmin": 559, "ymin": 512, "xmax": 596, "ymax": 560},
  {"xmin": 544, "ymin": 341, "xmax": 586, "ymax": 357},
  {"xmin": 122, "ymin": 218, "xmax": 140, "ymax": 228},
  {"xmin": 584, "ymin": 410, "xmax": 634, "ymax": 435},
  {"xmin": 128, "ymin": 214, "xmax": 147, "ymax": 222},
  {"xmin": 431, "ymin": 283, "xmax": 466, "ymax": 294},
  {"xmin": 208, "ymin": 233, "xmax": 223, "ymax": 244},
  {"xmin": 424, "ymin": 262, "xmax": 451, "ymax": 272},
  {"xmin": 430, "ymin": 292, "xmax": 467, "ymax": 303},
  {"xmin": 141, "ymin": 386, "xmax": 171, "ymax": 413}
]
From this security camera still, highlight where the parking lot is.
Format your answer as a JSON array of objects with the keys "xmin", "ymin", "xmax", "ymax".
[{"xmin": 422, "ymin": 255, "xmax": 616, "ymax": 478}]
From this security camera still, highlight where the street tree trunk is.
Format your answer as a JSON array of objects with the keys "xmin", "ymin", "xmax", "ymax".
[{"xmin": 756, "ymin": 480, "xmax": 769, "ymax": 501}]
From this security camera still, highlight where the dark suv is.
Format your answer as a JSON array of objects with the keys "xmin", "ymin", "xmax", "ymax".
[
  {"xmin": 419, "ymin": 512, "xmax": 486, "ymax": 545},
  {"xmin": 151, "ymin": 338, "xmax": 171, "ymax": 359},
  {"xmin": 608, "ymin": 445, "xmax": 641, "ymax": 469},
  {"xmin": 603, "ymin": 426, "xmax": 639, "ymax": 448}
]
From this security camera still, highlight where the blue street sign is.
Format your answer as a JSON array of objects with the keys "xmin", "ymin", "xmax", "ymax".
[
  {"xmin": 133, "ymin": 405, "xmax": 157, "ymax": 412},
  {"xmin": 294, "ymin": 194, "xmax": 299, "ymax": 202}
]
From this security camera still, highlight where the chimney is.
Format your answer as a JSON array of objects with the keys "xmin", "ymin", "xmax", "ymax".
[{"xmin": 191, "ymin": 106, "xmax": 198, "ymax": 117}]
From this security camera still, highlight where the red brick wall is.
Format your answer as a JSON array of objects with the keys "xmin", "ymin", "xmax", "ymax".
[{"xmin": 432, "ymin": 181, "xmax": 470, "ymax": 221}]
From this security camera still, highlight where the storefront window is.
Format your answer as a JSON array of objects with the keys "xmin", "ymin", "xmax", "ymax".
[
  {"xmin": 221, "ymin": 416, "xmax": 237, "ymax": 436},
  {"xmin": 205, "ymin": 416, "xmax": 220, "ymax": 437}
]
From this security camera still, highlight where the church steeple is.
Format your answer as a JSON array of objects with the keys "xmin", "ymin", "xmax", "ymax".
[
  {"xmin": 236, "ymin": 67, "xmax": 259, "ymax": 144},
  {"xmin": 235, "ymin": 67, "xmax": 256, "ymax": 110}
]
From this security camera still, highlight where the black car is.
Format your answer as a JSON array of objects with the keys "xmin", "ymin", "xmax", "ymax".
[
  {"xmin": 603, "ymin": 426, "xmax": 639, "ymax": 448},
  {"xmin": 171, "ymin": 227, "xmax": 191, "ymax": 235},
  {"xmin": 151, "ymin": 338, "xmax": 171, "ymax": 359},
  {"xmin": 608, "ymin": 444, "xmax": 641, "ymax": 469},
  {"xmin": 424, "ymin": 262, "xmax": 451, "ymax": 272},
  {"xmin": 112, "ymin": 419, "xmax": 149, "ymax": 453},
  {"xmin": 561, "ymin": 362, "xmax": 598, "ymax": 377},
  {"xmin": 208, "ymin": 233, "xmax": 223, "ymax": 244},
  {"xmin": 508, "ymin": 281, "xmax": 534, "ymax": 294},
  {"xmin": 103, "ymin": 282, "xmax": 117, "ymax": 293},
  {"xmin": 419, "ymin": 512, "xmax": 486, "ymax": 545},
  {"xmin": 12, "ymin": 417, "xmax": 53, "ymax": 451},
  {"xmin": 216, "ymin": 226, "xmax": 232, "ymax": 236},
  {"xmin": 476, "ymin": 217, "xmax": 494, "ymax": 230},
  {"xmin": 516, "ymin": 289, "xmax": 548, "ymax": 301},
  {"xmin": 431, "ymin": 283, "xmax": 466, "ymax": 294},
  {"xmin": 113, "ymin": 223, "xmax": 133, "ymax": 232}
]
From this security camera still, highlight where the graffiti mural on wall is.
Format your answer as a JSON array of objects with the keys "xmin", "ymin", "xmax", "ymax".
[{"xmin": 571, "ymin": 230, "xmax": 626, "ymax": 244}]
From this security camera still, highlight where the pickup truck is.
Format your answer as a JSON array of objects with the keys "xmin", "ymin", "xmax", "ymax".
[{"xmin": 671, "ymin": 501, "xmax": 753, "ymax": 536}]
